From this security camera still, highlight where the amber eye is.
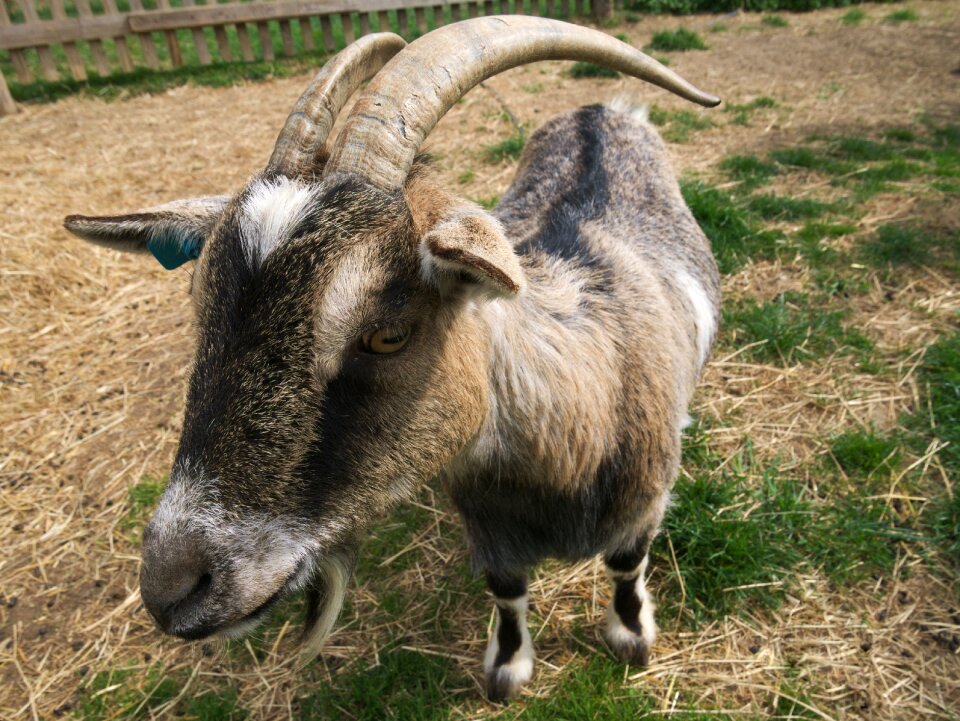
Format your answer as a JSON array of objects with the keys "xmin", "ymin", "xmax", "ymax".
[{"xmin": 360, "ymin": 325, "xmax": 411, "ymax": 354}]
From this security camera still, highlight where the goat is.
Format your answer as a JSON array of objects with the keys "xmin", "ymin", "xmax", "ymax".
[{"xmin": 64, "ymin": 17, "xmax": 721, "ymax": 701}]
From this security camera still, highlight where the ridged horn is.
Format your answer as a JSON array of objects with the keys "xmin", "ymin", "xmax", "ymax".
[
  {"xmin": 324, "ymin": 16, "xmax": 720, "ymax": 189},
  {"xmin": 267, "ymin": 32, "xmax": 407, "ymax": 175}
]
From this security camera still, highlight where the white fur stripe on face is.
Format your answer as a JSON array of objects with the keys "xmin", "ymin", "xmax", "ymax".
[{"xmin": 240, "ymin": 177, "xmax": 316, "ymax": 267}]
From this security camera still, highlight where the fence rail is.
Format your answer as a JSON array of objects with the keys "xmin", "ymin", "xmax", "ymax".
[{"xmin": 0, "ymin": 0, "xmax": 607, "ymax": 116}]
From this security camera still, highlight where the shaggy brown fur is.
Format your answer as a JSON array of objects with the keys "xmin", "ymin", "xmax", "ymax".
[{"xmin": 63, "ymin": 102, "xmax": 719, "ymax": 701}]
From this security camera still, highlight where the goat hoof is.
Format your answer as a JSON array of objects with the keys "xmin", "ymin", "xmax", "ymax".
[
  {"xmin": 605, "ymin": 630, "xmax": 651, "ymax": 667},
  {"xmin": 486, "ymin": 663, "xmax": 532, "ymax": 703}
]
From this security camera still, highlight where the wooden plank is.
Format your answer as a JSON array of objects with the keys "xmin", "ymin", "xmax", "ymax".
[
  {"xmin": 468, "ymin": 1, "xmax": 478, "ymax": 18},
  {"xmin": 181, "ymin": 0, "xmax": 212, "ymax": 66},
  {"xmin": 0, "ymin": 67, "xmax": 17, "ymax": 115},
  {"xmin": 101, "ymin": 0, "xmax": 135, "ymax": 73},
  {"xmin": 358, "ymin": 12, "xmax": 370, "ymax": 36},
  {"xmin": 236, "ymin": 23, "xmax": 254, "ymax": 60},
  {"xmin": 545, "ymin": 0, "xmax": 554, "ymax": 17},
  {"xmin": 299, "ymin": 18, "xmax": 314, "ymax": 51},
  {"xmin": 74, "ymin": 0, "xmax": 111, "ymax": 77},
  {"xmin": 127, "ymin": 0, "xmax": 450, "ymax": 34},
  {"xmin": 257, "ymin": 22, "xmax": 274, "ymax": 60},
  {"xmin": 342, "ymin": 13, "xmax": 355, "ymax": 43},
  {"xmin": 450, "ymin": 2, "xmax": 461, "ymax": 21},
  {"xmin": 431, "ymin": 5, "xmax": 444, "ymax": 27},
  {"xmin": 574, "ymin": 0, "xmax": 584, "ymax": 15},
  {"xmin": 154, "ymin": 0, "xmax": 183, "ymax": 68},
  {"xmin": 414, "ymin": 6, "xmax": 425, "ymax": 33},
  {"xmin": 377, "ymin": 10, "xmax": 389, "ymax": 32},
  {"xmin": 320, "ymin": 14, "xmax": 335, "ymax": 51},
  {"xmin": 280, "ymin": 19, "xmax": 295, "ymax": 55},
  {"xmin": 50, "ymin": 0, "xmax": 88, "ymax": 80},
  {"xmin": 0, "ymin": 15, "xmax": 129, "ymax": 50},
  {"xmin": 397, "ymin": 8, "xmax": 408, "ymax": 36},
  {"xmin": 484, "ymin": 0, "xmax": 494, "ymax": 16},
  {"xmin": 126, "ymin": 0, "xmax": 159, "ymax": 70},
  {"xmin": 16, "ymin": 0, "xmax": 59, "ymax": 80},
  {"xmin": 559, "ymin": 0, "xmax": 570, "ymax": 16},
  {"xmin": 213, "ymin": 24, "xmax": 233, "ymax": 61}
]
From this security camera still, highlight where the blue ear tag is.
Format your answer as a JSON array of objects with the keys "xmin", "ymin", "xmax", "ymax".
[{"xmin": 146, "ymin": 234, "xmax": 200, "ymax": 271}]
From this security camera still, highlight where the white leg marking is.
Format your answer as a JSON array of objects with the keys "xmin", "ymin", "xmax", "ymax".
[
  {"xmin": 604, "ymin": 556, "xmax": 656, "ymax": 665},
  {"xmin": 484, "ymin": 594, "xmax": 534, "ymax": 701}
]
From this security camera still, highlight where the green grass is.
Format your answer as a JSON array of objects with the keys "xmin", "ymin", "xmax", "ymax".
[
  {"xmin": 299, "ymin": 649, "xmax": 461, "ymax": 721},
  {"xmin": 769, "ymin": 147, "xmax": 854, "ymax": 176},
  {"xmin": 723, "ymin": 96, "xmax": 777, "ymax": 126},
  {"xmin": 118, "ymin": 476, "xmax": 166, "ymax": 544},
  {"xmin": 357, "ymin": 502, "xmax": 432, "ymax": 576},
  {"xmin": 884, "ymin": 8, "xmax": 918, "ymax": 23},
  {"xmin": 474, "ymin": 194, "xmax": 500, "ymax": 210},
  {"xmin": 649, "ymin": 106, "xmax": 715, "ymax": 142},
  {"xmin": 722, "ymin": 292, "xmax": 872, "ymax": 365},
  {"xmin": 483, "ymin": 134, "xmax": 526, "ymax": 163},
  {"xmin": 662, "ymin": 428, "xmax": 913, "ymax": 623},
  {"xmin": 761, "ymin": 14, "xmax": 789, "ymax": 27},
  {"xmin": 916, "ymin": 331, "xmax": 960, "ymax": 474},
  {"xmin": 680, "ymin": 180, "xmax": 782, "ymax": 274},
  {"xmin": 909, "ymin": 332, "xmax": 960, "ymax": 574},
  {"xmin": 77, "ymin": 665, "xmax": 245, "ymax": 721},
  {"xmin": 646, "ymin": 28, "xmax": 708, "ymax": 52},
  {"xmin": 857, "ymin": 223, "xmax": 960, "ymax": 272},
  {"xmin": 746, "ymin": 193, "xmax": 836, "ymax": 221},
  {"xmin": 568, "ymin": 61, "xmax": 620, "ymax": 78},
  {"xmin": 7, "ymin": 54, "xmax": 332, "ymax": 104},
  {"xmin": 829, "ymin": 429, "xmax": 901, "ymax": 479},
  {"xmin": 719, "ymin": 154, "xmax": 779, "ymax": 189},
  {"xmin": 840, "ymin": 8, "xmax": 866, "ymax": 25}
]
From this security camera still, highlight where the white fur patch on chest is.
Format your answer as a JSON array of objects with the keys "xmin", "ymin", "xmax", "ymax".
[{"xmin": 240, "ymin": 177, "xmax": 316, "ymax": 266}]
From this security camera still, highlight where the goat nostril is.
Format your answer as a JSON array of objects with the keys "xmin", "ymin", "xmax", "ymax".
[{"xmin": 192, "ymin": 572, "xmax": 212, "ymax": 599}]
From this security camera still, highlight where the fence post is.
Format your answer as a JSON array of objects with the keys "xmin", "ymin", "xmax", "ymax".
[
  {"xmin": 0, "ymin": 71, "xmax": 17, "ymax": 116},
  {"xmin": 592, "ymin": 0, "xmax": 612, "ymax": 21}
]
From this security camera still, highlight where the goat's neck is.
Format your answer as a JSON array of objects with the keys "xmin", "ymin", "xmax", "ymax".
[{"xmin": 467, "ymin": 280, "xmax": 621, "ymax": 484}]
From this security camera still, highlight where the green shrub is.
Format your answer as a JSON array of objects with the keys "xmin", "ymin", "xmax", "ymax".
[
  {"xmin": 841, "ymin": 8, "xmax": 866, "ymax": 25},
  {"xmin": 483, "ymin": 134, "xmax": 525, "ymax": 163},
  {"xmin": 762, "ymin": 14, "xmax": 790, "ymax": 26},
  {"xmin": 646, "ymin": 28, "xmax": 708, "ymax": 52},
  {"xmin": 568, "ymin": 61, "xmax": 620, "ymax": 78},
  {"xmin": 884, "ymin": 8, "xmax": 918, "ymax": 23}
]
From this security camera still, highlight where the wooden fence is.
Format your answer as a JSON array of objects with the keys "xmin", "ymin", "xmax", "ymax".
[{"xmin": 0, "ymin": 0, "xmax": 608, "ymax": 115}]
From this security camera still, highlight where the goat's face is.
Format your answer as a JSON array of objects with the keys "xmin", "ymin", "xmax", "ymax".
[{"xmin": 67, "ymin": 169, "xmax": 524, "ymax": 641}]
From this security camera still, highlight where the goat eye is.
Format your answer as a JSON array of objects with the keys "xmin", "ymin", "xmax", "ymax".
[{"xmin": 361, "ymin": 325, "xmax": 411, "ymax": 354}]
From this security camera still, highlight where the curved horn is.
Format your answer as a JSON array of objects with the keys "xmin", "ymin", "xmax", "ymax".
[
  {"xmin": 324, "ymin": 16, "xmax": 720, "ymax": 189},
  {"xmin": 267, "ymin": 32, "xmax": 407, "ymax": 175}
]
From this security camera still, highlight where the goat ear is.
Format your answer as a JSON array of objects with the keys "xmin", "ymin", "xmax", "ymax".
[
  {"xmin": 420, "ymin": 209, "xmax": 524, "ymax": 298},
  {"xmin": 63, "ymin": 195, "xmax": 230, "ymax": 270}
]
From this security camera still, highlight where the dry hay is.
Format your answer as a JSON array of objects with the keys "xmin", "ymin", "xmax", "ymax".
[{"xmin": 1, "ymin": 2, "xmax": 959, "ymax": 719}]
